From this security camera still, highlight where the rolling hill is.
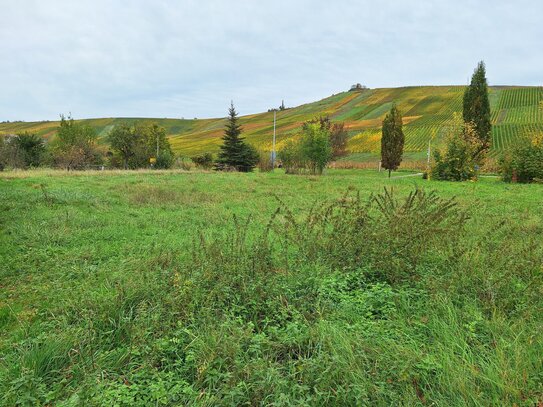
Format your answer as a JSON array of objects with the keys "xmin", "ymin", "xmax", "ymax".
[{"xmin": 1, "ymin": 86, "xmax": 542, "ymax": 160}]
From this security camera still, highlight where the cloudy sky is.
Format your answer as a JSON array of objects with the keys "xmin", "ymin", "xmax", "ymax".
[{"xmin": 1, "ymin": 0, "xmax": 541, "ymax": 121}]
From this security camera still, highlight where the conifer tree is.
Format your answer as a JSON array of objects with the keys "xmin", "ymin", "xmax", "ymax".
[
  {"xmin": 380, "ymin": 105, "xmax": 405, "ymax": 178},
  {"xmin": 463, "ymin": 61, "xmax": 491, "ymax": 158},
  {"xmin": 215, "ymin": 102, "xmax": 258, "ymax": 172}
]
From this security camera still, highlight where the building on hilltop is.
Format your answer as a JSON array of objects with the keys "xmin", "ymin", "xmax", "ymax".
[{"xmin": 349, "ymin": 83, "xmax": 367, "ymax": 91}]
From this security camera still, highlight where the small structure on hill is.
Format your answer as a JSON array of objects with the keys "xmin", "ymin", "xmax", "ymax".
[{"xmin": 349, "ymin": 83, "xmax": 367, "ymax": 91}]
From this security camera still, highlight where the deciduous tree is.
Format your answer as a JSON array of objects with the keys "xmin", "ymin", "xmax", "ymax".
[{"xmin": 50, "ymin": 114, "xmax": 102, "ymax": 170}]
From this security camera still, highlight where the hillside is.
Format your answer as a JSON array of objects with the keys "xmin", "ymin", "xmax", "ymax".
[{"xmin": 1, "ymin": 86, "xmax": 542, "ymax": 159}]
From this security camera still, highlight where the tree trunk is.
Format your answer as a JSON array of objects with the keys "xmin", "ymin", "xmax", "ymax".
[{"xmin": 388, "ymin": 169, "xmax": 391, "ymax": 178}]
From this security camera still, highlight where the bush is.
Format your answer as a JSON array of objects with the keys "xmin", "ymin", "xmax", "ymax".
[
  {"xmin": 0, "ymin": 133, "xmax": 45, "ymax": 169},
  {"xmin": 191, "ymin": 153, "xmax": 214, "ymax": 170},
  {"xmin": 173, "ymin": 156, "xmax": 193, "ymax": 171},
  {"xmin": 277, "ymin": 139, "xmax": 304, "ymax": 174},
  {"xmin": 107, "ymin": 122, "xmax": 174, "ymax": 169},
  {"xmin": 499, "ymin": 133, "xmax": 543, "ymax": 183},
  {"xmin": 431, "ymin": 120, "xmax": 482, "ymax": 181},
  {"xmin": 155, "ymin": 150, "xmax": 175, "ymax": 169},
  {"xmin": 304, "ymin": 116, "xmax": 348, "ymax": 159},
  {"xmin": 257, "ymin": 151, "xmax": 274, "ymax": 172},
  {"xmin": 277, "ymin": 122, "xmax": 332, "ymax": 175},
  {"xmin": 300, "ymin": 123, "xmax": 332, "ymax": 175},
  {"xmin": 273, "ymin": 187, "xmax": 467, "ymax": 283},
  {"xmin": 50, "ymin": 114, "xmax": 103, "ymax": 170}
]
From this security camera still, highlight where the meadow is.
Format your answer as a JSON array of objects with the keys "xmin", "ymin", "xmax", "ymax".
[
  {"xmin": 0, "ymin": 169, "xmax": 542, "ymax": 405},
  {"xmin": 1, "ymin": 86, "xmax": 542, "ymax": 163}
]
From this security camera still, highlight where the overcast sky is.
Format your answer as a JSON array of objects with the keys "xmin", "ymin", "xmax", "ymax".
[{"xmin": 1, "ymin": 0, "xmax": 541, "ymax": 121}]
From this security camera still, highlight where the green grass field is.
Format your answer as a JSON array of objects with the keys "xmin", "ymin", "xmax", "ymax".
[
  {"xmin": 1, "ymin": 169, "xmax": 542, "ymax": 405},
  {"xmin": 1, "ymin": 86, "xmax": 542, "ymax": 161}
]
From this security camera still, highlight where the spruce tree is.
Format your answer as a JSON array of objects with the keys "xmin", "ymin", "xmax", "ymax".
[
  {"xmin": 381, "ymin": 105, "xmax": 405, "ymax": 178},
  {"xmin": 215, "ymin": 102, "xmax": 258, "ymax": 172},
  {"xmin": 463, "ymin": 61, "xmax": 491, "ymax": 158}
]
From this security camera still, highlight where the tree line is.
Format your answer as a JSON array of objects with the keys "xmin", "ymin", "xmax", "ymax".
[
  {"xmin": 1, "ymin": 61, "xmax": 541, "ymax": 182},
  {"xmin": 0, "ymin": 115, "xmax": 175, "ymax": 171},
  {"xmin": 192, "ymin": 103, "xmax": 349, "ymax": 174}
]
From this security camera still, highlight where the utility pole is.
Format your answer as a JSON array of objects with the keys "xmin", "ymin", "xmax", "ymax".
[
  {"xmin": 272, "ymin": 109, "xmax": 276, "ymax": 169},
  {"xmin": 427, "ymin": 139, "xmax": 431, "ymax": 167}
]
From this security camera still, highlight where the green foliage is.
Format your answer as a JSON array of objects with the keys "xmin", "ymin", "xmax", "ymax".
[
  {"xmin": 432, "ymin": 121, "xmax": 482, "ymax": 181},
  {"xmin": 277, "ymin": 138, "xmax": 304, "ymax": 174},
  {"xmin": 215, "ymin": 102, "xmax": 259, "ymax": 172},
  {"xmin": 463, "ymin": 61, "xmax": 492, "ymax": 157},
  {"xmin": 499, "ymin": 133, "xmax": 543, "ymax": 183},
  {"xmin": 191, "ymin": 152, "xmax": 214, "ymax": 169},
  {"xmin": 299, "ymin": 123, "xmax": 332, "ymax": 175},
  {"xmin": 50, "ymin": 114, "xmax": 103, "ymax": 169},
  {"xmin": 155, "ymin": 150, "xmax": 175, "ymax": 169},
  {"xmin": 305, "ymin": 115, "xmax": 349, "ymax": 160},
  {"xmin": 1, "ymin": 170, "xmax": 542, "ymax": 405},
  {"xmin": 274, "ymin": 187, "xmax": 466, "ymax": 283},
  {"xmin": 381, "ymin": 105, "xmax": 405, "ymax": 177},
  {"xmin": 0, "ymin": 132, "xmax": 45, "ymax": 169},
  {"xmin": 257, "ymin": 151, "xmax": 274, "ymax": 172},
  {"xmin": 175, "ymin": 156, "xmax": 194, "ymax": 171},
  {"xmin": 107, "ymin": 123, "xmax": 137, "ymax": 169},
  {"xmin": 278, "ymin": 121, "xmax": 332, "ymax": 175},
  {"xmin": 107, "ymin": 122, "xmax": 174, "ymax": 169}
]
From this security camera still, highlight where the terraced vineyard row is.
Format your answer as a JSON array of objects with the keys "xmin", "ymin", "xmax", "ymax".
[
  {"xmin": 348, "ymin": 125, "xmax": 446, "ymax": 153},
  {"xmin": 492, "ymin": 87, "xmax": 543, "ymax": 125},
  {"xmin": 350, "ymin": 123, "xmax": 543, "ymax": 156},
  {"xmin": 497, "ymin": 87, "xmax": 542, "ymax": 110},
  {"xmin": 492, "ymin": 123, "xmax": 543, "ymax": 152}
]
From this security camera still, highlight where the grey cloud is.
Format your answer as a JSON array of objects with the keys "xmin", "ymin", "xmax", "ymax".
[{"xmin": 1, "ymin": 0, "xmax": 541, "ymax": 121}]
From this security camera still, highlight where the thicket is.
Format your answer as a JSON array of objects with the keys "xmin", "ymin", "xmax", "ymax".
[
  {"xmin": 307, "ymin": 116, "xmax": 349, "ymax": 159},
  {"xmin": 499, "ymin": 133, "xmax": 543, "ymax": 183},
  {"xmin": 191, "ymin": 152, "xmax": 214, "ymax": 170},
  {"xmin": 0, "ymin": 118, "xmax": 176, "ymax": 171},
  {"xmin": 431, "ymin": 120, "xmax": 483, "ymax": 181},
  {"xmin": 49, "ymin": 115, "xmax": 104, "ymax": 170},
  {"xmin": 107, "ymin": 122, "xmax": 174, "ymax": 169},
  {"xmin": 278, "ymin": 122, "xmax": 332, "ymax": 175},
  {"xmin": 0, "ymin": 132, "xmax": 45, "ymax": 169}
]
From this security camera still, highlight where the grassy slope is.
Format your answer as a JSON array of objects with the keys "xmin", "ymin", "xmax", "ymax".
[
  {"xmin": 1, "ymin": 86, "xmax": 542, "ymax": 159},
  {"xmin": 0, "ymin": 170, "xmax": 542, "ymax": 404}
]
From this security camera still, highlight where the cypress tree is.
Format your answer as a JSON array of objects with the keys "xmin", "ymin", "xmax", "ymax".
[
  {"xmin": 463, "ymin": 61, "xmax": 491, "ymax": 157},
  {"xmin": 215, "ymin": 102, "xmax": 258, "ymax": 172},
  {"xmin": 381, "ymin": 105, "xmax": 405, "ymax": 178}
]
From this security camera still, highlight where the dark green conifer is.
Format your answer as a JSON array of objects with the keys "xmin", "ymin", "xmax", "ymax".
[
  {"xmin": 215, "ymin": 102, "xmax": 258, "ymax": 172},
  {"xmin": 463, "ymin": 61, "xmax": 491, "ymax": 157},
  {"xmin": 381, "ymin": 105, "xmax": 405, "ymax": 178}
]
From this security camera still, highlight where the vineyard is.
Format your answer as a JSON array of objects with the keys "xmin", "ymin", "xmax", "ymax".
[{"xmin": 1, "ymin": 86, "xmax": 541, "ymax": 159}]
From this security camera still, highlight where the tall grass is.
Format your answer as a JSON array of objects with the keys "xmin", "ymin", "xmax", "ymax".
[{"xmin": 1, "ymin": 172, "xmax": 541, "ymax": 405}]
